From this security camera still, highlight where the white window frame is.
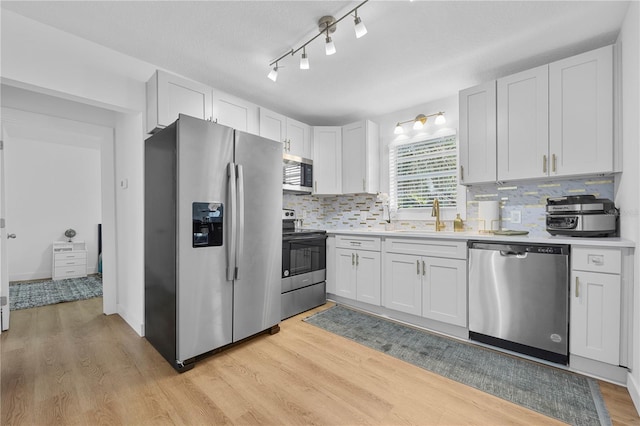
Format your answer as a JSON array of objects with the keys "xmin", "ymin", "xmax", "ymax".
[{"xmin": 389, "ymin": 130, "xmax": 466, "ymax": 222}]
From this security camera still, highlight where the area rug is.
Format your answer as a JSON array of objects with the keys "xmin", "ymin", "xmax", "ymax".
[
  {"xmin": 9, "ymin": 275, "xmax": 102, "ymax": 310},
  {"xmin": 304, "ymin": 305, "xmax": 611, "ymax": 426}
]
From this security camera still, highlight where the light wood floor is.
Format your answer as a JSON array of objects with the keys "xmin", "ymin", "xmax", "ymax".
[{"xmin": 2, "ymin": 298, "xmax": 639, "ymax": 425}]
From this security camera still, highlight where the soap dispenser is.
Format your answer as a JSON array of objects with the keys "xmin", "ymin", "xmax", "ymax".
[{"xmin": 454, "ymin": 213, "xmax": 464, "ymax": 232}]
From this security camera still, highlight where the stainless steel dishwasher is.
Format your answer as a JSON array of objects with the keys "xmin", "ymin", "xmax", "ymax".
[{"xmin": 468, "ymin": 241, "xmax": 570, "ymax": 364}]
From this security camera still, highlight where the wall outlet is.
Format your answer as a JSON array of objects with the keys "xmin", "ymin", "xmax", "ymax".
[{"xmin": 510, "ymin": 210, "xmax": 522, "ymax": 224}]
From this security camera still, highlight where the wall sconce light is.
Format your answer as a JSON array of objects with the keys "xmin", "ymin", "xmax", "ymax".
[
  {"xmin": 394, "ymin": 112, "xmax": 446, "ymax": 134},
  {"xmin": 267, "ymin": 0, "xmax": 369, "ymax": 81}
]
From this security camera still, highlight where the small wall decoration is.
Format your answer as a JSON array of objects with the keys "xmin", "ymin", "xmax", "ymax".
[{"xmin": 64, "ymin": 228, "xmax": 77, "ymax": 242}]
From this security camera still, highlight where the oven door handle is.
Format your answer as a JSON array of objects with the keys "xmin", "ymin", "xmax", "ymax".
[{"xmin": 283, "ymin": 235, "xmax": 328, "ymax": 242}]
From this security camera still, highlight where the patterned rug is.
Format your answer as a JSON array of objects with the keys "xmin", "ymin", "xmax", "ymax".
[
  {"xmin": 304, "ymin": 305, "xmax": 611, "ymax": 426},
  {"xmin": 9, "ymin": 275, "xmax": 103, "ymax": 310}
]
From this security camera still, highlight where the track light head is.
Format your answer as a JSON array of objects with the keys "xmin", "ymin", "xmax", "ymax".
[
  {"xmin": 300, "ymin": 50, "xmax": 309, "ymax": 70},
  {"xmin": 268, "ymin": 64, "xmax": 278, "ymax": 82},
  {"xmin": 354, "ymin": 10, "xmax": 367, "ymax": 38}
]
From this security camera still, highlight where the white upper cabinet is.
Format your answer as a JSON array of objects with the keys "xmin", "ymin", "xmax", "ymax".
[
  {"xmin": 459, "ymin": 81, "xmax": 497, "ymax": 184},
  {"xmin": 212, "ymin": 90, "xmax": 259, "ymax": 135},
  {"xmin": 259, "ymin": 108, "xmax": 311, "ymax": 158},
  {"xmin": 341, "ymin": 120, "xmax": 379, "ymax": 194},
  {"xmin": 459, "ymin": 45, "xmax": 615, "ymax": 184},
  {"xmin": 497, "ymin": 65, "xmax": 549, "ymax": 181},
  {"xmin": 549, "ymin": 45, "xmax": 613, "ymax": 176},
  {"xmin": 146, "ymin": 70, "xmax": 213, "ymax": 134},
  {"xmin": 313, "ymin": 126, "xmax": 342, "ymax": 195}
]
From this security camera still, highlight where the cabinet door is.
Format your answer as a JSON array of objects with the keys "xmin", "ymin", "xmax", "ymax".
[
  {"xmin": 335, "ymin": 248, "xmax": 357, "ymax": 300},
  {"xmin": 342, "ymin": 120, "xmax": 367, "ymax": 194},
  {"xmin": 146, "ymin": 70, "xmax": 213, "ymax": 133},
  {"xmin": 355, "ymin": 250, "xmax": 381, "ymax": 306},
  {"xmin": 570, "ymin": 270, "xmax": 620, "ymax": 365},
  {"xmin": 459, "ymin": 81, "xmax": 497, "ymax": 184},
  {"xmin": 383, "ymin": 253, "xmax": 422, "ymax": 316},
  {"xmin": 259, "ymin": 108, "xmax": 286, "ymax": 143},
  {"xmin": 213, "ymin": 90, "xmax": 259, "ymax": 134},
  {"xmin": 497, "ymin": 65, "xmax": 549, "ymax": 180},
  {"xmin": 549, "ymin": 45, "xmax": 613, "ymax": 176},
  {"xmin": 312, "ymin": 126, "xmax": 342, "ymax": 195},
  {"xmin": 286, "ymin": 118, "xmax": 311, "ymax": 159},
  {"xmin": 422, "ymin": 258, "xmax": 467, "ymax": 327}
]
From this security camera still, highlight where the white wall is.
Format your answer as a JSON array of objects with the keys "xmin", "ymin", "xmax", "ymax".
[
  {"xmin": 614, "ymin": 1, "xmax": 640, "ymax": 413},
  {"xmin": 5, "ymin": 136, "xmax": 101, "ymax": 281},
  {"xmin": 374, "ymin": 95, "xmax": 461, "ymax": 221},
  {"xmin": 1, "ymin": 10, "xmax": 154, "ymax": 335}
]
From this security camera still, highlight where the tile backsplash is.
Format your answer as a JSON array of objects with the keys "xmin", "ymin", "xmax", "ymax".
[{"xmin": 284, "ymin": 177, "xmax": 615, "ymax": 237}]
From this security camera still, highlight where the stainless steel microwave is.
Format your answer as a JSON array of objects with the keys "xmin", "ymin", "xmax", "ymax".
[{"xmin": 283, "ymin": 153, "xmax": 313, "ymax": 194}]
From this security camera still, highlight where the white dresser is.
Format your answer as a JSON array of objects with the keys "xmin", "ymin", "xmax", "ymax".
[{"xmin": 52, "ymin": 241, "xmax": 87, "ymax": 280}]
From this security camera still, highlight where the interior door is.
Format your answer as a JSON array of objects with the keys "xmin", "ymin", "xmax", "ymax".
[{"xmin": 0, "ymin": 135, "xmax": 9, "ymax": 331}]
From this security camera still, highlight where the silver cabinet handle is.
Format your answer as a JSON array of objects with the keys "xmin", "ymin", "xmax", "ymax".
[
  {"xmin": 543, "ymin": 155, "xmax": 548, "ymax": 174},
  {"xmin": 460, "ymin": 165, "xmax": 464, "ymax": 181},
  {"xmin": 8, "ymin": 233, "xmax": 16, "ymax": 239},
  {"xmin": 356, "ymin": 253, "xmax": 359, "ymax": 267},
  {"xmin": 352, "ymin": 253, "xmax": 355, "ymax": 266},
  {"xmin": 226, "ymin": 163, "xmax": 237, "ymax": 281},
  {"xmin": 314, "ymin": 181, "xmax": 317, "ymax": 192},
  {"xmin": 552, "ymin": 154, "xmax": 557, "ymax": 173},
  {"xmin": 575, "ymin": 276, "xmax": 580, "ymax": 298},
  {"xmin": 416, "ymin": 260, "xmax": 420, "ymax": 275},
  {"xmin": 422, "ymin": 260, "xmax": 426, "ymax": 276}
]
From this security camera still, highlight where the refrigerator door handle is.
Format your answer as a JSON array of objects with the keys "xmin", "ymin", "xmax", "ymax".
[
  {"xmin": 227, "ymin": 162, "xmax": 237, "ymax": 282},
  {"xmin": 235, "ymin": 164, "xmax": 245, "ymax": 280}
]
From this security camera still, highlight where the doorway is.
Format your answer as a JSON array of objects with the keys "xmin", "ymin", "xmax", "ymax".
[{"xmin": 1, "ymin": 89, "xmax": 117, "ymax": 328}]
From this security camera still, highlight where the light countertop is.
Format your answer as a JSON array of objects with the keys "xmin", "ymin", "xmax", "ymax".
[{"xmin": 325, "ymin": 228, "xmax": 635, "ymax": 248}]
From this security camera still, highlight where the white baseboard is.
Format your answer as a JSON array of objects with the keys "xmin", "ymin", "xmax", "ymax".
[
  {"xmin": 117, "ymin": 303, "xmax": 144, "ymax": 337},
  {"xmin": 628, "ymin": 372, "xmax": 640, "ymax": 416},
  {"xmin": 8, "ymin": 271, "xmax": 51, "ymax": 282}
]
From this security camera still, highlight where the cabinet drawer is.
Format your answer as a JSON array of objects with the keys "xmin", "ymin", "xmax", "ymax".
[
  {"xmin": 335, "ymin": 235, "xmax": 381, "ymax": 251},
  {"xmin": 572, "ymin": 247, "xmax": 621, "ymax": 274},
  {"xmin": 54, "ymin": 266, "xmax": 87, "ymax": 279},
  {"xmin": 54, "ymin": 251, "xmax": 87, "ymax": 261},
  {"xmin": 55, "ymin": 258, "xmax": 86, "ymax": 267},
  {"xmin": 385, "ymin": 238, "xmax": 467, "ymax": 260}
]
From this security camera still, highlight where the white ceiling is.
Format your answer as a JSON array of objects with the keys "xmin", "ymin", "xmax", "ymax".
[{"xmin": 1, "ymin": 1, "xmax": 630, "ymax": 125}]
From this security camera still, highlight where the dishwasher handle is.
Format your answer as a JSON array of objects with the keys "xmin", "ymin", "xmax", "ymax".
[{"xmin": 499, "ymin": 250, "xmax": 528, "ymax": 258}]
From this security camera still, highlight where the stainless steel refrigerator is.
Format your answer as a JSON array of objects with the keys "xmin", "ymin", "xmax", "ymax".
[{"xmin": 144, "ymin": 114, "xmax": 282, "ymax": 372}]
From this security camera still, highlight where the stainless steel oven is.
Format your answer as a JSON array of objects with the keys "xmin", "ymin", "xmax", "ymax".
[{"xmin": 281, "ymin": 209, "xmax": 326, "ymax": 319}]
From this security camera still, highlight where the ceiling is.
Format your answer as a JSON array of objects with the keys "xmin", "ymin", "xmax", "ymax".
[{"xmin": 1, "ymin": 1, "xmax": 631, "ymax": 126}]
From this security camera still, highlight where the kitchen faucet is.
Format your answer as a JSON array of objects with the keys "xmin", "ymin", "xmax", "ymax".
[{"xmin": 431, "ymin": 198, "xmax": 446, "ymax": 231}]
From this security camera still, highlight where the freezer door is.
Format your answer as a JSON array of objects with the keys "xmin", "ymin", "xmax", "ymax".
[
  {"xmin": 177, "ymin": 115, "xmax": 234, "ymax": 361},
  {"xmin": 233, "ymin": 131, "xmax": 283, "ymax": 341}
]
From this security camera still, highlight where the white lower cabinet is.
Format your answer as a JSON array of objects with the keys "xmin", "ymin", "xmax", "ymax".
[
  {"xmin": 334, "ymin": 236, "xmax": 381, "ymax": 305},
  {"xmin": 570, "ymin": 247, "xmax": 622, "ymax": 365},
  {"xmin": 384, "ymin": 238, "xmax": 467, "ymax": 327},
  {"xmin": 384, "ymin": 253, "xmax": 422, "ymax": 315}
]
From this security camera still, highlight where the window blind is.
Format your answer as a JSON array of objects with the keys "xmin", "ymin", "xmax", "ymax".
[{"xmin": 389, "ymin": 135, "xmax": 458, "ymax": 210}]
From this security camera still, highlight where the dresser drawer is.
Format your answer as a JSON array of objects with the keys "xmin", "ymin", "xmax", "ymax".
[
  {"xmin": 572, "ymin": 247, "xmax": 621, "ymax": 274},
  {"xmin": 54, "ymin": 257, "xmax": 86, "ymax": 268},
  {"xmin": 335, "ymin": 235, "xmax": 381, "ymax": 251},
  {"xmin": 54, "ymin": 251, "xmax": 87, "ymax": 261},
  {"xmin": 54, "ymin": 266, "xmax": 87, "ymax": 279}
]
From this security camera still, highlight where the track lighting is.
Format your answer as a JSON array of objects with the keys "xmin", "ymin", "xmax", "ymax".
[
  {"xmin": 267, "ymin": 0, "xmax": 369, "ymax": 81},
  {"xmin": 267, "ymin": 63, "xmax": 278, "ymax": 82},
  {"xmin": 394, "ymin": 112, "xmax": 446, "ymax": 134},
  {"xmin": 300, "ymin": 48, "xmax": 309, "ymax": 70}
]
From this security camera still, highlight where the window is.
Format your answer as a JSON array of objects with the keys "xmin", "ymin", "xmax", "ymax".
[{"xmin": 389, "ymin": 134, "xmax": 458, "ymax": 213}]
